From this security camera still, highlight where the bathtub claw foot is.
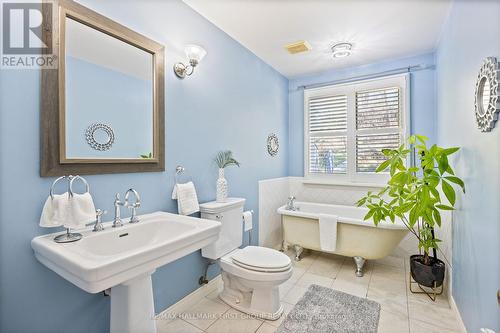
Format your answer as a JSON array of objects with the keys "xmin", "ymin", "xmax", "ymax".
[
  {"xmin": 353, "ymin": 256, "xmax": 366, "ymax": 277},
  {"xmin": 293, "ymin": 245, "xmax": 303, "ymax": 261}
]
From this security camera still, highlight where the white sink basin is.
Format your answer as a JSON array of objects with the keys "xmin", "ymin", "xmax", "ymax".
[{"xmin": 32, "ymin": 211, "xmax": 221, "ymax": 333}]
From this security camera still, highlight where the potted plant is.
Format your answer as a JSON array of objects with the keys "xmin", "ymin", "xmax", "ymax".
[
  {"xmin": 357, "ymin": 134, "xmax": 465, "ymax": 295},
  {"xmin": 214, "ymin": 150, "xmax": 240, "ymax": 202}
]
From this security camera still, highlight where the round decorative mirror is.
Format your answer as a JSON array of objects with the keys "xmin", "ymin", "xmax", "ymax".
[
  {"xmin": 85, "ymin": 123, "xmax": 115, "ymax": 151},
  {"xmin": 267, "ymin": 133, "xmax": 279, "ymax": 156},
  {"xmin": 475, "ymin": 57, "xmax": 499, "ymax": 132}
]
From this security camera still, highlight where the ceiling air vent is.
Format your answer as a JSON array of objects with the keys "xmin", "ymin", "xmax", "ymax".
[{"xmin": 285, "ymin": 40, "xmax": 312, "ymax": 54}]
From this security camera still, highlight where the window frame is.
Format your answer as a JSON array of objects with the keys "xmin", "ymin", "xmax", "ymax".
[{"xmin": 304, "ymin": 73, "xmax": 410, "ymax": 185}]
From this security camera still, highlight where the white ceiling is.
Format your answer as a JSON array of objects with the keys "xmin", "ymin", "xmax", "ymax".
[{"xmin": 183, "ymin": 0, "xmax": 452, "ymax": 78}]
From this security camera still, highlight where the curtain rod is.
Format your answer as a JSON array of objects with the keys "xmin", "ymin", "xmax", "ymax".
[{"xmin": 296, "ymin": 64, "xmax": 435, "ymax": 90}]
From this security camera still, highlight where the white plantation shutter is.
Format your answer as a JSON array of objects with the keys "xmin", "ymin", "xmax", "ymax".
[
  {"xmin": 308, "ymin": 95, "xmax": 347, "ymax": 174},
  {"xmin": 305, "ymin": 74, "xmax": 408, "ymax": 183},
  {"xmin": 356, "ymin": 133, "xmax": 400, "ymax": 173},
  {"xmin": 309, "ymin": 136, "xmax": 347, "ymax": 174},
  {"xmin": 355, "ymin": 87, "xmax": 402, "ymax": 173},
  {"xmin": 356, "ymin": 87, "xmax": 400, "ymax": 129},
  {"xmin": 308, "ymin": 95, "xmax": 347, "ymax": 132}
]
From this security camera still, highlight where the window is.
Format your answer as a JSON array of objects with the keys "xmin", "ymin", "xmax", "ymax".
[{"xmin": 304, "ymin": 74, "xmax": 409, "ymax": 184}]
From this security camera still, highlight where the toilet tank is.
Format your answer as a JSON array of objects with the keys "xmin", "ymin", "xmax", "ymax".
[{"xmin": 200, "ymin": 198, "xmax": 245, "ymax": 260}]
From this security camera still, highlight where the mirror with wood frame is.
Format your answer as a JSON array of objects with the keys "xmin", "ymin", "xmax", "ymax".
[{"xmin": 41, "ymin": 0, "xmax": 164, "ymax": 176}]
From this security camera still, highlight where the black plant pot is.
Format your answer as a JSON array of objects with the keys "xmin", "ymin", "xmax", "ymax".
[{"xmin": 410, "ymin": 254, "xmax": 445, "ymax": 288}]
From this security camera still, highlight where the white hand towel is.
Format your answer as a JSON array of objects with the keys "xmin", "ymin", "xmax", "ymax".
[
  {"xmin": 176, "ymin": 182, "xmax": 199, "ymax": 216},
  {"xmin": 319, "ymin": 214, "xmax": 338, "ymax": 252},
  {"xmin": 40, "ymin": 192, "xmax": 96, "ymax": 228},
  {"xmin": 39, "ymin": 194, "xmax": 67, "ymax": 227},
  {"xmin": 171, "ymin": 185, "xmax": 178, "ymax": 200},
  {"xmin": 66, "ymin": 192, "xmax": 96, "ymax": 229},
  {"xmin": 243, "ymin": 211, "xmax": 253, "ymax": 232}
]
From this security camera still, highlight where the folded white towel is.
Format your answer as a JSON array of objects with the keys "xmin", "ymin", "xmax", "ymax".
[
  {"xmin": 319, "ymin": 214, "xmax": 338, "ymax": 252},
  {"xmin": 39, "ymin": 194, "xmax": 67, "ymax": 227},
  {"xmin": 39, "ymin": 192, "xmax": 96, "ymax": 229},
  {"xmin": 66, "ymin": 192, "xmax": 96, "ymax": 228},
  {"xmin": 175, "ymin": 182, "xmax": 199, "ymax": 216}
]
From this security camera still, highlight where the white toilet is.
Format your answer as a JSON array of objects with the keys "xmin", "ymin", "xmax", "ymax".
[{"xmin": 201, "ymin": 198, "xmax": 293, "ymax": 320}]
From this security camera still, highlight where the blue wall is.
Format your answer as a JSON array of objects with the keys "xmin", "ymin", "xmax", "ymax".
[
  {"xmin": 436, "ymin": 1, "xmax": 500, "ymax": 331},
  {"xmin": 0, "ymin": 1, "xmax": 288, "ymax": 332},
  {"xmin": 66, "ymin": 56, "xmax": 153, "ymax": 158},
  {"xmin": 288, "ymin": 53, "xmax": 436, "ymax": 176}
]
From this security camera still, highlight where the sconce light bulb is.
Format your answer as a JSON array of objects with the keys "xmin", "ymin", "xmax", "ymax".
[
  {"xmin": 174, "ymin": 44, "xmax": 207, "ymax": 79},
  {"xmin": 185, "ymin": 44, "xmax": 207, "ymax": 64}
]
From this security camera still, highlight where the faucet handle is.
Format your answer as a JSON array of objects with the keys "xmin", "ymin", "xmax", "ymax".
[
  {"xmin": 96, "ymin": 209, "xmax": 106, "ymax": 216},
  {"xmin": 93, "ymin": 209, "xmax": 107, "ymax": 232},
  {"xmin": 114, "ymin": 193, "xmax": 125, "ymax": 206},
  {"xmin": 287, "ymin": 196, "xmax": 296, "ymax": 211}
]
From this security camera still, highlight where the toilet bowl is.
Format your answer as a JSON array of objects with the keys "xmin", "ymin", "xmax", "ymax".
[
  {"xmin": 219, "ymin": 246, "xmax": 292, "ymax": 320},
  {"xmin": 200, "ymin": 198, "xmax": 293, "ymax": 320}
]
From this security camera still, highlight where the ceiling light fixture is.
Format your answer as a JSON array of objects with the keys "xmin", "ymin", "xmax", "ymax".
[{"xmin": 331, "ymin": 42, "xmax": 352, "ymax": 58}]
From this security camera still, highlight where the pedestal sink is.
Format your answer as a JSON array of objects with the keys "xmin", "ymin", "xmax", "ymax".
[{"xmin": 31, "ymin": 211, "xmax": 221, "ymax": 333}]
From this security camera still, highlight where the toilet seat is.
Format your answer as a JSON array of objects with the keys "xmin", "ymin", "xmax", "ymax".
[
  {"xmin": 232, "ymin": 261, "xmax": 291, "ymax": 273},
  {"xmin": 231, "ymin": 246, "xmax": 291, "ymax": 272},
  {"xmin": 220, "ymin": 247, "xmax": 292, "ymax": 282}
]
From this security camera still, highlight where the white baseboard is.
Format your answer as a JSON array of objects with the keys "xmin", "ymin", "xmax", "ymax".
[
  {"xmin": 156, "ymin": 275, "xmax": 222, "ymax": 319},
  {"xmin": 449, "ymin": 294, "xmax": 467, "ymax": 333}
]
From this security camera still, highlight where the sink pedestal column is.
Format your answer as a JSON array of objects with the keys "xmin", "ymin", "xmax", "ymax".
[{"xmin": 110, "ymin": 270, "xmax": 156, "ymax": 333}]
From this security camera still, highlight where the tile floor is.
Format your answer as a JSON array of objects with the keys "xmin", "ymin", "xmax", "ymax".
[{"xmin": 156, "ymin": 250, "xmax": 463, "ymax": 333}]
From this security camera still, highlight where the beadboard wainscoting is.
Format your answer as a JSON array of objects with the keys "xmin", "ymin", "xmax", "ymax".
[{"xmin": 258, "ymin": 177, "xmax": 290, "ymax": 249}]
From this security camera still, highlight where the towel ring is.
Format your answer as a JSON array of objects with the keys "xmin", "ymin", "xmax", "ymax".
[
  {"xmin": 49, "ymin": 176, "xmax": 68, "ymax": 200},
  {"xmin": 174, "ymin": 165, "xmax": 192, "ymax": 184},
  {"xmin": 69, "ymin": 175, "xmax": 90, "ymax": 196}
]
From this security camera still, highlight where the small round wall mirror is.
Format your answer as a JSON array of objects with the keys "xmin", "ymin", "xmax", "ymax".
[
  {"xmin": 267, "ymin": 133, "xmax": 279, "ymax": 156},
  {"xmin": 85, "ymin": 123, "xmax": 115, "ymax": 151},
  {"xmin": 475, "ymin": 57, "xmax": 499, "ymax": 132}
]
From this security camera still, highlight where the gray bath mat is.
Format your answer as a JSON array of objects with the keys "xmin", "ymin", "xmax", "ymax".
[{"xmin": 277, "ymin": 284, "xmax": 381, "ymax": 333}]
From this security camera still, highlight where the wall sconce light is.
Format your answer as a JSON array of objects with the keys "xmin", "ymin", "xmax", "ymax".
[{"xmin": 173, "ymin": 44, "xmax": 207, "ymax": 79}]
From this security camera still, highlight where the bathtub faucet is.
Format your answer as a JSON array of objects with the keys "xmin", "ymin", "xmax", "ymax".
[{"xmin": 286, "ymin": 196, "xmax": 297, "ymax": 211}]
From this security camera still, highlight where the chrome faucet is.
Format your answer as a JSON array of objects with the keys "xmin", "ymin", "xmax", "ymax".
[
  {"xmin": 113, "ymin": 193, "xmax": 125, "ymax": 228},
  {"xmin": 125, "ymin": 188, "xmax": 141, "ymax": 223},
  {"xmin": 286, "ymin": 196, "xmax": 297, "ymax": 211},
  {"xmin": 92, "ymin": 209, "xmax": 106, "ymax": 232}
]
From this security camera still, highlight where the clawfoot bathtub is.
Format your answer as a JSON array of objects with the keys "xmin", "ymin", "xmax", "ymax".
[{"xmin": 277, "ymin": 202, "xmax": 408, "ymax": 277}]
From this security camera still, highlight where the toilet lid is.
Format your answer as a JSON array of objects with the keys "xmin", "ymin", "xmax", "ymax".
[{"xmin": 231, "ymin": 246, "xmax": 291, "ymax": 271}]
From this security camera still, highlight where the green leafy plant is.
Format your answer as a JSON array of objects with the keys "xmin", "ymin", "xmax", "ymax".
[
  {"xmin": 140, "ymin": 152, "xmax": 153, "ymax": 159},
  {"xmin": 356, "ymin": 134, "xmax": 465, "ymax": 265},
  {"xmin": 214, "ymin": 150, "xmax": 240, "ymax": 169}
]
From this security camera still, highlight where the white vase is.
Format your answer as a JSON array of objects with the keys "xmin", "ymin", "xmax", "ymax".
[{"xmin": 216, "ymin": 168, "xmax": 228, "ymax": 203}]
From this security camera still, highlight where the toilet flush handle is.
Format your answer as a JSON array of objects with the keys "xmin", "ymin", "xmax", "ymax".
[{"xmin": 215, "ymin": 214, "xmax": 223, "ymax": 220}]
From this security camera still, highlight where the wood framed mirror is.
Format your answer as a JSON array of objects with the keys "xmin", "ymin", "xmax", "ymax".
[{"xmin": 41, "ymin": 0, "xmax": 165, "ymax": 176}]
